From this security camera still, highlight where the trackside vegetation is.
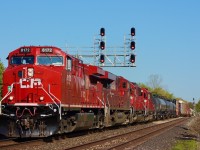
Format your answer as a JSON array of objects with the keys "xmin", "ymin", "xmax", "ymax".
[
  {"xmin": 138, "ymin": 74, "xmax": 194, "ymax": 106},
  {"xmin": 0, "ymin": 59, "xmax": 4, "ymax": 99},
  {"xmin": 138, "ymin": 74, "xmax": 175, "ymax": 101},
  {"xmin": 172, "ymin": 140, "xmax": 199, "ymax": 150}
]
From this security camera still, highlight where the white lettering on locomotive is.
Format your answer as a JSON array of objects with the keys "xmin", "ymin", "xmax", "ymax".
[
  {"xmin": 19, "ymin": 78, "xmax": 42, "ymax": 88},
  {"xmin": 66, "ymin": 74, "xmax": 71, "ymax": 82},
  {"xmin": 82, "ymin": 91, "xmax": 85, "ymax": 98},
  {"xmin": 20, "ymin": 47, "xmax": 31, "ymax": 53},
  {"xmin": 41, "ymin": 48, "xmax": 53, "ymax": 53},
  {"xmin": 81, "ymin": 78, "xmax": 85, "ymax": 86}
]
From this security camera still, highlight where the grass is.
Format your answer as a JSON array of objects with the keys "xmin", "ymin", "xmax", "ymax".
[{"xmin": 172, "ymin": 140, "xmax": 199, "ymax": 150}]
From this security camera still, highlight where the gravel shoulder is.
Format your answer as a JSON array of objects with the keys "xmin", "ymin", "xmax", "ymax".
[
  {"xmin": 6, "ymin": 117, "xmax": 197, "ymax": 150},
  {"xmin": 134, "ymin": 117, "xmax": 199, "ymax": 150}
]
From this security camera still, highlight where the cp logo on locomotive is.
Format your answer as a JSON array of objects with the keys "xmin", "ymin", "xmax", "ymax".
[{"xmin": 19, "ymin": 78, "xmax": 42, "ymax": 88}]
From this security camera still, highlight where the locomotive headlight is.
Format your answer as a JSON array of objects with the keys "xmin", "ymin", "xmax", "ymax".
[
  {"xmin": 8, "ymin": 96, "xmax": 14, "ymax": 101},
  {"xmin": 39, "ymin": 96, "xmax": 44, "ymax": 101},
  {"xmin": 28, "ymin": 68, "xmax": 34, "ymax": 77}
]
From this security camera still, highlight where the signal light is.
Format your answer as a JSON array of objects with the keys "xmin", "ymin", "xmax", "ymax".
[
  {"xmin": 100, "ymin": 41, "xmax": 105, "ymax": 50},
  {"xmin": 100, "ymin": 54, "xmax": 105, "ymax": 63},
  {"xmin": 131, "ymin": 27, "xmax": 135, "ymax": 36},
  {"xmin": 100, "ymin": 28, "xmax": 105, "ymax": 36},
  {"xmin": 130, "ymin": 41, "xmax": 135, "ymax": 50},
  {"xmin": 130, "ymin": 54, "xmax": 135, "ymax": 63}
]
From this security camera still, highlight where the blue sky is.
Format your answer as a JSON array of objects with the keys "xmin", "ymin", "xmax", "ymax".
[{"xmin": 0, "ymin": 1, "xmax": 200, "ymax": 102}]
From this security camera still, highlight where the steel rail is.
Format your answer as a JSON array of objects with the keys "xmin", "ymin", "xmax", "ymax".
[{"xmin": 66, "ymin": 118, "xmax": 188, "ymax": 150}]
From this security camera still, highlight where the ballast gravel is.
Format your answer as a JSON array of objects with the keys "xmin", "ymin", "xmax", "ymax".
[{"xmin": 13, "ymin": 118, "xmax": 197, "ymax": 150}]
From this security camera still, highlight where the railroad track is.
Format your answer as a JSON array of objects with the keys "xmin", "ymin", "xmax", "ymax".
[
  {"xmin": 0, "ymin": 138, "xmax": 45, "ymax": 150},
  {"xmin": 0, "ymin": 129, "xmax": 98, "ymax": 150},
  {"xmin": 0, "ymin": 118, "xmax": 188, "ymax": 150},
  {"xmin": 0, "ymin": 138, "xmax": 18, "ymax": 147},
  {"xmin": 66, "ymin": 118, "xmax": 188, "ymax": 150}
]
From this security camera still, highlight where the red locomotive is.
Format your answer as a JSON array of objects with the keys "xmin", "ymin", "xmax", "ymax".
[{"xmin": 0, "ymin": 46, "xmax": 188, "ymax": 138}]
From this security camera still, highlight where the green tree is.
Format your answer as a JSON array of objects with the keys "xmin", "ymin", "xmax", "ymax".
[
  {"xmin": 151, "ymin": 87, "xmax": 175, "ymax": 100},
  {"xmin": 195, "ymin": 100, "xmax": 200, "ymax": 112},
  {"xmin": 138, "ymin": 83, "xmax": 152, "ymax": 91},
  {"xmin": 144, "ymin": 74, "xmax": 175, "ymax": 100},
  {"xmin": 188, "ymin": 102, "xmax": 194, "ymax": 109},
  {"xmin": 0, "ymin": 59, "xmax": 5, "ymax": 99},
  {"xmin": 138, "ymin": 74, "xmax": 190, "ymax": 102}
]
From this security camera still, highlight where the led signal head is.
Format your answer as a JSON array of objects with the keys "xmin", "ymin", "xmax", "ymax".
[
  {"xmin": 130, "ymin": 54, "xmax": 135, "ymax": 63},
  {"xmin": 100, "ymin": 54, "xmax": 105, "ymax": 63},
  {"xmin": 130, "ymin": 41, "xmax": 135, "ymax": 50},
  {"xmin": 131, "ymin": 27, "xmax": 135, "ymax": 36},
  {"xmin": 100, "ymin": 28, "xmax": 105, "ymax": 36},
  {"xmin": 100, "ymin": 41, "xmax": 105, "ymax": 50}
]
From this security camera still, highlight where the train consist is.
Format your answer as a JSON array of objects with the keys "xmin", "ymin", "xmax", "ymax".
[{"xmin": 0, "ymin": 46, "xmax": 191, "ymax": 138}]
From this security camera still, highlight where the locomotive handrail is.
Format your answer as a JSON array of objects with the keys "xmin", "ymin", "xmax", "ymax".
[
  {"xmin": 40, "ymin": 84, "xmax": 62, "ymax": 120},
  {"xmin": 103, "ymin": 91, "xmax": 110, "ymax": 118},
  {"xmin": 97, "ymin": 96, "xmax": 105, "ymax": 106},
  {"xmin": 48, "ymin": 84, "xmax": 62, "ymax": 119},
  {"xmin": 106, "ymin": 92, "xmax": 110, "ymax": 108},
  {"xmin": 142, "ymin": 101, "xmax": 148, "ymax": 116},
  {"xmin": 0, "ymin": 80, "xmax": 62, "ymax": 119},
  {"xmin": 0, "ymin": 82, "xmax": 19, "ymax": 114}
]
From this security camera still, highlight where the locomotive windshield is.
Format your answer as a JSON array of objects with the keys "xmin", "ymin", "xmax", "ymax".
[
  {"xmin": 10, "ymin": 56, "xmax": 34, "ymax": 65},
  {"xmin": 37, "ymin": 56, "xmax": 63, "ymax": 66}
]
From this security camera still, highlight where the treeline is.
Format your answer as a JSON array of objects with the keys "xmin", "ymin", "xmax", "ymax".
[
  {"xmin": 138, "ymin": 74, "xmax": 199, "ymax": 110},
  {"xmin": 139, "ymin": 83, "xmax": 175, "ymax": 100},
  {"xmin": 138, "ymin": 74, "xmax": 192, "ymax": 103},
  {"xmin": 0, "ymin": 59, "xmax": 5, "ymax": 99},
  {"xmin": 138, "ymin": 74, "xmax": 175, "ymax": 100}
]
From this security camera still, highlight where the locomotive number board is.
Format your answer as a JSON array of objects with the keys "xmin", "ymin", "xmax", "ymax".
[
  {"xmin": 40, "ymin": 48, "xmax": 53, "ymax": 53},
  {"xmin": 20, "ymin": 47, "xmax": 31, "ymax": 53}
]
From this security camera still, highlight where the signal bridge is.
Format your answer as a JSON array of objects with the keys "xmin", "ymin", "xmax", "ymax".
[{"xmin": 66, "ymin": 28, "xmax": 136, "ymax": 67}]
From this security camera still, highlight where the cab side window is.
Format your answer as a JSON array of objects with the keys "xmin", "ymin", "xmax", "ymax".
[
  {"xmin": 66, "ymin": 57, "xmax": 72, "ymax": 71},
  {"xmin": 122, "ymin": 82, "xmax": 126, "ymax": 88}
]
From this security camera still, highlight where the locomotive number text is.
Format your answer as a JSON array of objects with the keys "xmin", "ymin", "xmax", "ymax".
[
  {"xmin": 20, "ymin": 48, "xmax": 31, "ymax": 53},
  {"xmin": 40, "ymin": 48, "xmax": 53, "ymax": 53}
]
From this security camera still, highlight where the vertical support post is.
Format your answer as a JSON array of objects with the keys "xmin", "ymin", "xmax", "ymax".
[
  {"xmin": 93, "ymin": 36, "xmax": 96, "ymax": 66},
  {"xmin": 124, "ymin": 35, "xmax": 126, "ymax": 66}
]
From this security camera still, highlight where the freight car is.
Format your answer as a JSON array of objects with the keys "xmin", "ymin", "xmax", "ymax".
[
  {"xmin": 176, "ymin": 100, "xmax": 191, "ymax": 117},
  {"xmin": 0, "ymin": 46, "xmax": 183, "ymax": 138},
  {"xmin": 152, "ymin": 96, "xmax": 176, "ymax": 119}
]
